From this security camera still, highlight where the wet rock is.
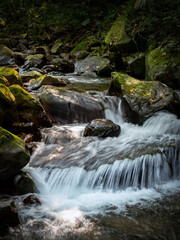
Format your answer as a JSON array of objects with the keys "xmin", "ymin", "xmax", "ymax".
[
  {"xmin": 28, "ymin": 74, "xmax": 70, "ymax": 90},
  {"xmin": 21, "ymin": 70, "xmax": 42, "ymax": 82},
  {"xmin": 75, "ymin": 56, "xmax": 112, "ymax": 77},
  {"xmin": 84, "ymin": 119, "xmax": 121, "ymax": 138},
  {"xmin": 0, "ymin": 67, "xmax": 22, "ymax": 85},
  {"xmin": 9, "ymin": 84, "xmax": 51, "ymax": 128},
  {"xmin": 70, "ymin": 40, "xmax": 89, "ymax": 55},
  {"xmin": 0, "ymin": 127, "xmax": 30, "ymax": 180},
  {"xmin": 0, "ymin": 75, "xmax": 9, "ymax": 86},
  {"xmin": 14, "ymin": 52, "xmax": 27, "ymax": 66},
  {"xmin": 23, "ymin": 54, "xmax": 46, "ymax": 70},
  {"xmin": 50, "ymin": 57, "xmax": 74, "ymax": 73},
  {"xmin": 14, "ymin": 172, "xmax": 35, "ymax": 195},
  {"xmin": 109, "ymin": 72, "xmax": 180, "ymax": 124},
  {"xmin": 0, "ymin": 84, "xmax": 19, "ymax": 128},
  {"xmin": 23, "ymin": 194, "xmax": 41, "ymax": 205},
  {"xmin": 0, "ymin": 45, "xmax": 15, "ymax": 66},
  {"xmin": 38, "ymin": 86, "xmax": 105, "ymax": 124},
  {"xmin": 73, "ymin": 50, "xmax": 89, "ymax": 60},
  {"xmin": 146, "ymin": 46, "xmax": 180, "ymax": 89}
]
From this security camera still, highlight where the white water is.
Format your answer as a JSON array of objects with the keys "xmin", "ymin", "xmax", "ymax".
[{"xmin": 15, "ymin": 96, "xmax": 180, "ymax": 239}]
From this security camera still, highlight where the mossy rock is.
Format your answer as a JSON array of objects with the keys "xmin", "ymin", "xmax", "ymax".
[
  {"xmin": 0, "ymin": 75, "xmax": 9, "ymax": 86},
  {"xmin": 146, "ymin": 46, "xmax": 180, "ymax": 89},
  {"xmin": 51, "ymin": 39, "xmax": 63, "ymax": 54},
  {"xmin": 0, "ymin": 67, "xmax": 22, "ymax": 85},
  {"xmin": 23, "ymin": 54, "xmax": 46, "ymax": 70},
  {"xmin": 21, "ymin": 70, "xmax": 42, "ymax": 82},
  {"xmin": 14, "ymin": 171, "xmax": 36, "ymax": 195},
  {"xmin": 109, "ymin": 72, "xmax": 180, "ymax": 124},
  {"xmin": 105, "ymin": 15, "xmax": 136, "ymax": 53},
  {"xmin": 0, "ymin": 44, "xmax": 15, "ymax": 66},
  {"xmin": 35, "ymin": 46, "xmax": 50, "ymax": 55},
  {"xmin": 9, "ymin": 84, "xmax": 51, "ymax": 128},
  {"xmin": 71, "ymin": 40, "xmax": 90, "ymax": 55},
  {"xmin": 0, "ymin": 38, "xmax": 15, "ymax": 48},
  {"xmin": 0, "ymin": 126, "xmax": 30, "ymax": 180},
  {"xmin": 0, "ymin": 83, "xmax": 19, "ymax": 127}
]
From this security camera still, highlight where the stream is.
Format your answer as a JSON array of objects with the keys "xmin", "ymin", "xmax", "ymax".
[{"xmin": 9, "ymin": 74, "xmax": 180, "ymax": 240}]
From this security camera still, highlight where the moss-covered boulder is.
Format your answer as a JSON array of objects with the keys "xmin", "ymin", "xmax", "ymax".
[
  {"xmin": 75, "ymin": 56, "xmax": 112, "ymax": 77},
  {"xmin": 0, "ymin": 84, "xmax": 19, "ymax": 127},
  {"xmin": 38, "ymin": 86, "xmax": 105, "ymax": 124},
  {"xmin": 21, "ymin": 70, "xmax": 42, "ymax": 82},
  {"xmin": 0, "ymin": 45, "xmax": 15, "ymax": 66},
  {"xmin": 105, "ymin": 15, "xmax": 135, "ymax": 53},
  {"xmin": 124, "ymin": 52, "xmax": 145, "ymax": 79},
  {"xmin": 51, "ymin": 39, "xmax": 63, "ymax": 54},
  {"xmin": 9, "ymin": 84, "xmax": 51, "ymax": 128},
  {"xmin": 14, "ymin": 171, "xmax": 36, "ymax": 195},
  {"xmin": 84, "ymin": 119, "xmax": 121, "ymax": 138},
  {"xmin": 146, "ymin": 47, "xmax": 180, "ymax": 89},
  {"xmin": 70, "ymin": 40, "xmax": 90, "ymax": 55},
  {"xmin": 0, "ymin": 75, "xmax": 9, "ymax": 86},
  {"xmin": 109, "ymin": 72, "xmax": 180, "ymax": 124},
  {"xmin": 0, "ymin": 127, "xmax": 30, "ymax": 180},
  {"xmin": 0, "ymin": 67, "xmax": 22, "ymax": 85},
  {"xmin": 28, "ymin": 74, "xmax": 69, "ymax": 90},
  {"xmin": 23, "ymin": 54, "xmax": 46, "ymax": 70}
]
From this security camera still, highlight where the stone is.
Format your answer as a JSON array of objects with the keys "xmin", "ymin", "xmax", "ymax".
[
  {"xmin": 23, "ymin": 54, "xmax": 46, "ymax": 70},
  {"xmin": 70, "ymin": 40, "xmax": 90, "ymax": 55},
  {"xmin": 14, "ymin": 172, "xmax": 35, "ymax": 195},
  {"xmin": 51, "ymin": 39, "xmax": 63, "ymax": 54},
  {"xmin": 108, "ymin": 72, "xmax": 180, "ymax": 124},
  {"xmin": 9, "ymin": 84, "xmax": 51, "ymax": 128},
  {"xmin": 146, "ymin": 46, "xmax": 180, "ymax": 89},
  {"xmin": 38, "ymin": 86, "xmax": 105, "ymax": 124},
  {"xmin": 0, "ymin": 75, "xmax": 9, "ymax": 86},
  {"xmin": 0, "ymin": 127, "xmax": 30, "ymax": 180},
  {"xmin": 28, "ymin": 74, "xmax": 70, "ymax": 90},
  {"xmin": 35, "ymin": 46, "xmax": 50, "ymax": 55},
  {"xmin": 75, "ymin": 56, "xmax": 112, "ymax": 77},
  {"xmin": 83, "ymin": 119, "xmax": 121, "ymax": 138},
  {"xmin": 21, "ymin": 70, "xmax": 42, "ymax": 82},
  {"xmin": 50, "ymin": 57, "xmax": 74, "ymax": 73},
  {"xmin": 0, "ymin": 44, "xmax": 15, "ymax": 66},
  {"xmin": 14, "ymin": 52, "xmax": 27, "ymax": 66},
  {"xmin": 0, "ymin": 67, "xmax": 22, "ymax": 85},
  {"xmin": 23, "ymin": 194, "xmax": 41, "ymax": 205}
]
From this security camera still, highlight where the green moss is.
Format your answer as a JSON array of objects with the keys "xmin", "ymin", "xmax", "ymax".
[
  {"xmin": 0, "ymin": 76, "xmax": 9, "ymax": 86},
  {"xmin": 71, "ymin": 40, "xmax": 89, "ymax": 55},
  {"xmin": 0, "ymin": 67, "xmax": 22, "ymax": 86},
  {"xmin": 0, "ymin": 83, "xmax": 15, "ymax": 103},
  {"xmin": 21, "ymin": 70, "xmax": 42, "ymax": 82},
  {"xmin": 51, "ymin": 39, "xmax": 63, "ymax": 54},
  {"xmin": 0, "ymin": 44, "xmax": 14, "ymax": 58}
]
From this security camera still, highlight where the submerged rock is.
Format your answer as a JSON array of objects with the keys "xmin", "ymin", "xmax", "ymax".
[
  {"xmin": 0, "ymin": 44, "xmax": 15, "ymax": 66},
  {"xmin": 28, "ymin": 74, "xmax": 69, "ymax": 90},
  {"xmin": 84, "ymin": 119, "xmax": 121, "ymax": 138},
  {"xmin": 0, "ymin": 127, "xmax": 30, "ymax": 180},
  {"xmin": 38, "ymin": 86, "xmax": 105, "ymax": 123},
  {"xmin": 109, "ymin": 72, "xmax": 180, "ymax": 124},
  {"xmin": 0, "ymin": 67, "xmax": 22, "ymax": 85},
  {"xmin": 9, "ymin": 84, "xmax": 51, "ymax": 128}
]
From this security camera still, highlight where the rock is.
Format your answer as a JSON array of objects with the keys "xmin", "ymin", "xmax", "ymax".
[
  {"xmin": 9, "ymin": 84, "xmax": 51, "ymax": 128},
  {"xmin": 35, "ymin": 46, "xmax": 50, "ymax": 55},
  {"xmin": 38, "ymin": 86, "xmax": 105, "ymax": 123},
  {"xmin": 23, "ymin": 54, "xmax": 46, "ymax": 70},
  {"xmin": 0, "ymin": 127, "xmax": 30, "ymax": 180},
  {"xmin": 14, "ymin": 172, "xmax": 35, "ymax": 195},
  {"xmin": 16, "ymin": 43, "xmax": 27, "ymax": 52},
  {"xmin": 75, "ymin": 56, "xmax": 112, "ymax": 77},
  {"xmin": 50, "ymin": 57, "xmax": 74, "ymax": 73},
  {"xmin": 83, "ymin": 119, "xmax": 121, "ymax": 138},
  {"xmin": 72, "ymin": 50, "xmax": 89, "ymax": 60},
  {"xmin": 108, "ymin": 72, "xmax": 180, "ymax": 124},
  {"xmin": 23, "ymin": 194, "xmax": 41, "ymax": 205},
  {"xmin": 0, "ymin": 84, "xmax": 19, "ymax": 128},
  {"xmin": 0, "ymin": 44, "xmax": 15, "ymax": 66},
  {"xmin": 14, "ymin": 52, "xmax": 27, "ymax": 66},
  {"xmin": 0, "ymin": 75, "xmax": 9, "ymax": 86},
  {"xmin": 0, "ymin": 199, "xmax": 20, "ymax": 230},
  {"xmin": 0, "ymin": 38, "xmax": 15, "ymax": 48},
  {"xmin": 105, "ymin": 15, "xmax": 136, "ymax": 53},
  {"xmin": 28, "ymin": 74, "xmax": 69, "ymax": 90},
  {"xmin": 0, "ymin": 67, "xmax": 22, "ymax": 85},
  {"xmin": 70, "ymin": 40, "xmax": 89, "ymax": 55},
  {"xmin": 146, "ymin": 46, "xmax": 180, "ymax": 89},
  {"xmin": 21, "ymin": 70, "xmax": 42, "ymax": 82},
  {"xmin": 51, "ymin": 39, "xmax": 63, "ymax": 54},
  {"xmin": 124, "ymin": 52, "xmax": 145, "ymax": 79}
]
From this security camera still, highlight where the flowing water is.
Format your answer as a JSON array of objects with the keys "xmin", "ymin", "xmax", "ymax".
[{"xmin": 9, "ymin": 75, "xmax": 180, "ymax": 240}]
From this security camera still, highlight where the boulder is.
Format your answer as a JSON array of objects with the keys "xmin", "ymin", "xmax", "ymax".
[
  {"xmin": 72, "ymin": 50, "xmax": 89, "ymax": 60},
  {"xmin": 14, "ymin": 52, "xmax": 27, "ymax": 66},
  {"xmin": 28, "ymin": 74, "xmax": 70, "ymax": 90},
  {"xmin": 0, "ymin": 75, "xmax": 9, "ymax": 86},
  {"xmin": 105, "ymin": 15, "xmax": 136, "ymax": 53},
  {"xmin": 38, "ymin": 86, "xmax": 105, "ymax": 123},
  {"xmin": 70, "ymin": 40, "xmax": 90, "ymax": 55},
  {"xmin": 146, "ymin": 46, "xmax": 180, "ymax": 89},
  {"xmin": 0, "ymin": 127, "xmax": 30, "ymax": 180},
  {"xmin": 0, "ymin": 44, "xmax": 15, "ymax": 66},
  {"xmin": 23, "ymin": 54, "xmax": 46, "ymax": 70},
  {"xmin": 108, "ymin": 72, "xmax": 180, "ymax": 124},
  {"xmin": 51, "ymin": 39, "xmax": 63, "ymax": 54},
  {"xmin": 83, "ymin": 119, "xmax": 121, "ymax": 138},
  {"xmin": 0, "ymin": 67, "xmax": 22, "ymax": 85},
  {"xmin": 23, "ymin": 194, "xmax": 41, "ymax": 205},
  {"xmin": 35, "ymin": 46, "xmax": 50, "ymax": 55},
  {"xmin": 75, "ymin": 56, "xmax": 112, "ymax": 77},
  {"xmin": 50, "ymin": 57, "xmax": 74, "ymax": 73},
  {"xmin": 9, "ymin": 84, "xmax": 51, "ymax": 128},
  {"xmin": 0, "ymin": 84, "xmax": 19, "ymax": 128},
  {"xmin": 21, "ymin": 70, "xmax": 42, "ymax": 82},
  {"xmin": 14, "ymin": 171, "xmax": 35, "ymax": 195}
]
